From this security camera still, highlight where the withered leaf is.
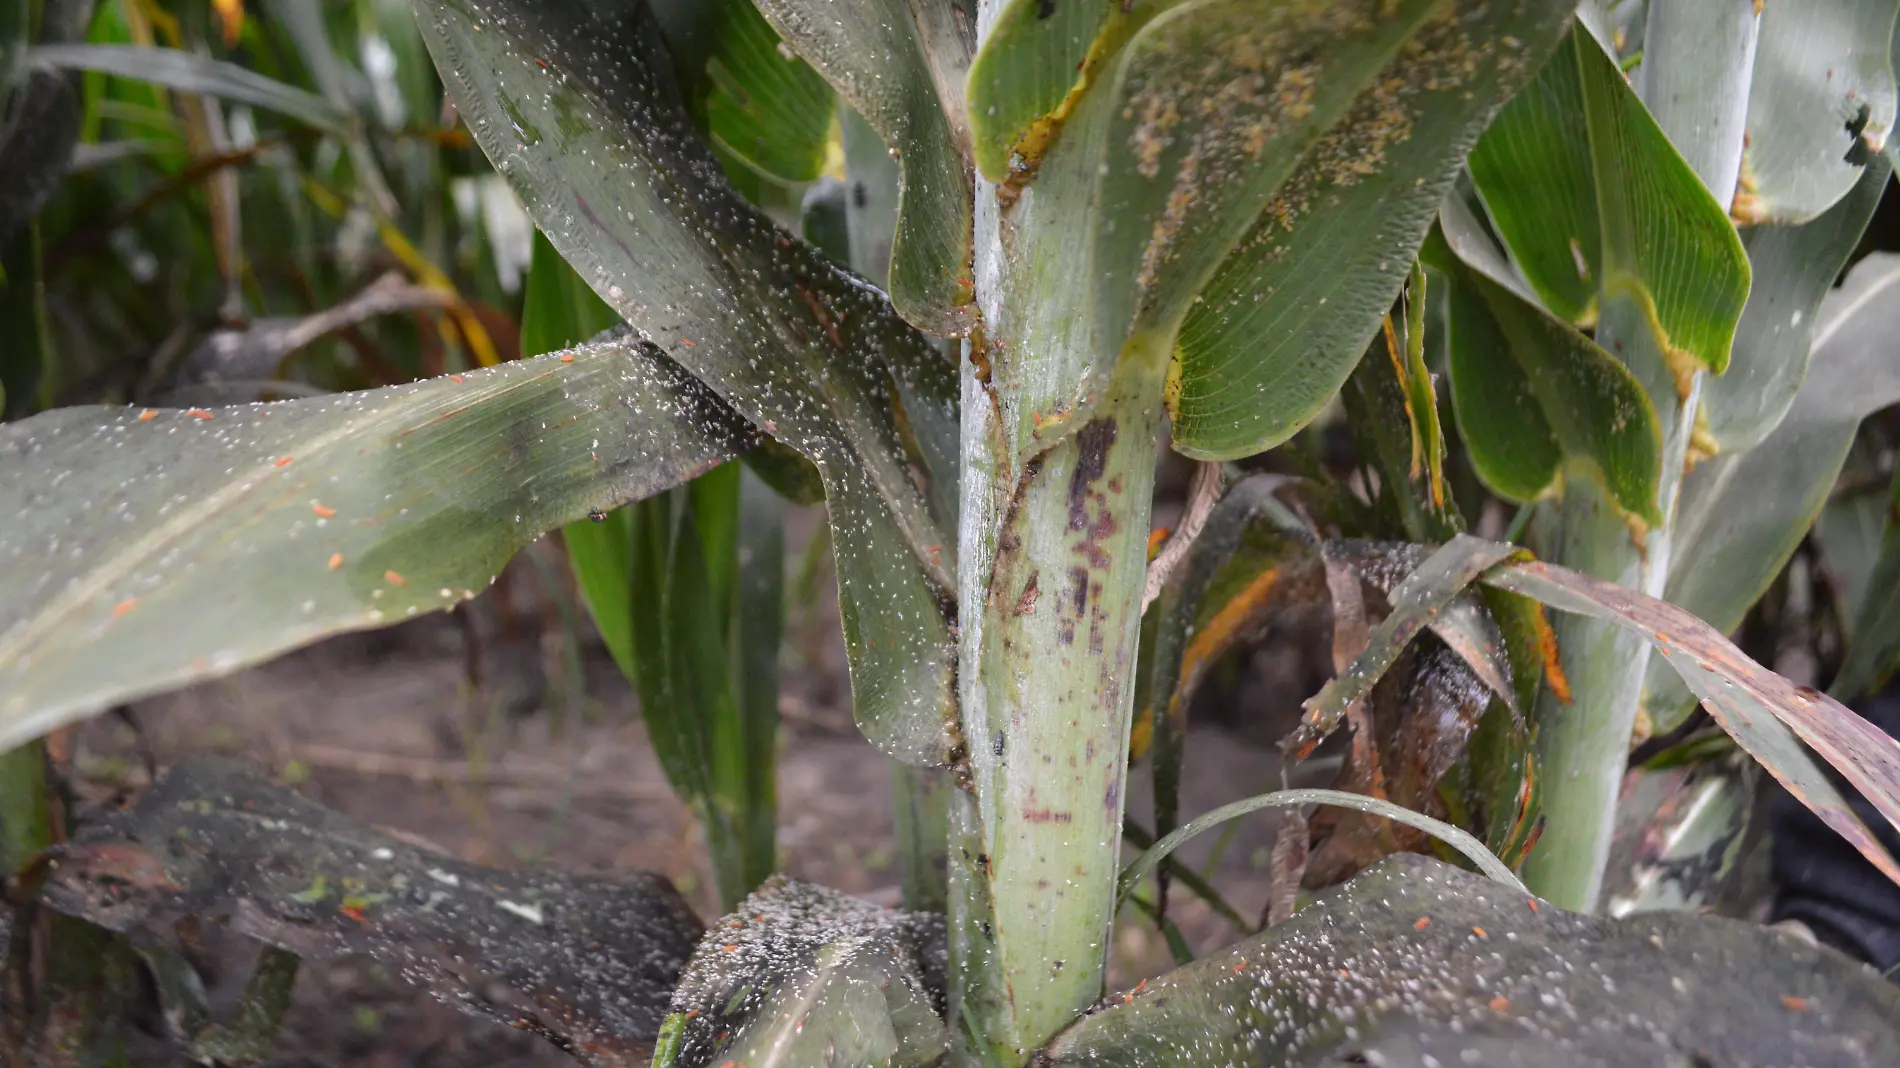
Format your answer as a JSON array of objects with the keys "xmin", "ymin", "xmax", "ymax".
[{"xmin": 34, "ymin": 759, "xmax": 703, "ymax": 1066}]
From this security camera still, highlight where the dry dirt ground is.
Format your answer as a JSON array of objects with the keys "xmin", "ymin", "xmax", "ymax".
[{"xmin": 59, "ymin": 505, "xmax": 1318, "ymax": 1067}]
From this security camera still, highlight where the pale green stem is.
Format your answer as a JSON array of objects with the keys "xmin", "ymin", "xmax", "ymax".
[
  {"xmin": 1526, "ymin": 7, "xmax": 1754, "ymax": 911},
  {"xmin": 950, "ymin": 335, "xmax": 1169, "ymax": 1063}
]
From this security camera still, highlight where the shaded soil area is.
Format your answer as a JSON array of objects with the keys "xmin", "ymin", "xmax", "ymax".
[{"xmin": 51, "ymin": 506, "xmax": 1317, "ymax": 1067}]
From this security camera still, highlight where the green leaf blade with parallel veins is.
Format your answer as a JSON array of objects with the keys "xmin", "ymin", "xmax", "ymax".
[
  {"xmin": 416, "ymin": 0, "xmax": 960, "ymax": 766},
  {"xmin": 965, "ymin": 0, "xmax": 1121, "ymax": 182},
  {"xmin": 701, "ymin": 0, "xmax": 835, "ymax": 184},
  {"xmin": 752, "ymin": 0, "xmax": 974, "ymax": 335},
  {"xmin": 1165, "ymin": 0, "xmax": 1575, "ymax": 460},
  {"xmin": 1575, "ymin": 27, "xmax": 1751, "ymax": 380},
  {"xmin": 0, "ymin": 335, "xmax": 753, "ymax": 756}
]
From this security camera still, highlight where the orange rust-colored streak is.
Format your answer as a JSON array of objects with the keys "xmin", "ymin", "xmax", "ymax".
[
  {"xmin": 113, "ymin": 598, "xmax": 138, "ymax": 617},
  {"xmin": 1146, "ymin": 526, "xmax": 1171, "ymax": 560},
  {"xmin": 1382, "ymin": 314, "xmax": 1423, "ymax": 479},
  {"xmin": 1530, "ymin": 603, "xmax": 1571, "ymax": 703},
  {"xmin": 384, "ymin": 570, "xmax": 407, "ymax": 586},
  {"xmin": 1175, "ymin": 567, "xmax": 1283, "ymax": 708},
  {"xmin": 312, "ymin": 503, "xmax": 337, "ymax": 519},
  {"xmin": 327, "ymin": 553, "xmax": 344, "ymax": 571},
  {"xmin": 340, "ymin": 905, "xmax": 369, "ymax": 924}
]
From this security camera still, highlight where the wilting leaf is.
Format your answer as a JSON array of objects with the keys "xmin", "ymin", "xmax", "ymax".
[
  {"xmin": 1485, "ymin": 557, "xmax": 1900, "ymax": 889},
  {"xmin": 1161, "ymin": 1, "xmax": 1574, "ymax": 461},
  {"xmin": 1431, "ymin": 201, "xmax": 1664, "ymax": 522},
  {"xmin": 1737, "ymin": 0, "xmax": 1899, "ymax": 224},
  {"xmin": 1705, "ymin": 155, "xmax": 1893, "ymax": 451},
  {"xmin": 1834, "ymin": 461, "xmax": 1900, "ymax": 703},
  {"xmin": 752, "ymin": 0, "xmax": 973, "ymax": 335},
  {"xmin": 666, "ymin": 876, "xmax": 946, "ymax": 1068},
  {"xmin": 698, "ymin": 0, "xmax": 835, "ymax": 184},
  {"xmin": 36, "ymin": 760, "xmax": 706, "ymax": 1064},
  {"xmin": 1645, "ymin": 251, "xmax": 1900, "ymax": 733},
  {"xmin": 0, "ymin": 333, "xmax": 752, "ymax": 752},
  {"xmin": 1046, "ymin": 854, "xmax": 1900, "ymax": 1066},
  {"xmin": 417, "ymin": 0, "xmax": 961, "ymax": 766},
  {"xmin": 1467, "ymin": 25, "xmax": 1750, "ymax": 380},
  {"xmin": 1287, "ymin": 536, "xmax": 1522, "ymax": 757},
  {"xmin": 24, "ymin": 43, "xmax": 350, "ymax": 132},
  {"xmin": 1342, "ymin": 273, "xmax": 1459, "ymax": 541}
]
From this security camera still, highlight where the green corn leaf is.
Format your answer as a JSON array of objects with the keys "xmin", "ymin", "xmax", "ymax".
[
  {"xmin": 970, "ymin": 0, "xmax": 1570, "ymax": 465},
  {"xmin": 1486, "ymin": 555, "xmax": 1900, "ymax": 891},
  {"xmin": 701, "ymin": 0, "xmax": 835, "ymax": 184},
  {"xmin": 416, "ymin": 0, "xmax": 961, "ymax": 766},
  {"xmin": 1165, "ymin": 0, "xmax": 1574, "ymax": 460},
  {"xmin": 965, "ymin": 0, "xmax": 1122, "ymax": 182},
  {"xmin": 1737, "ymin": 0, "xmax": 1899, "ymax": 225},
  {"xmin": 1705, "ymin": 155, "xmax": 1892, "ymax": 451},
  {"xmin": 752, "ymin": 0, "xmax": 973, "ymax": 335},
  {"xmin": 1644, "ymin": 251, "xmax": 1900, "ymax": 733},
  {"xmin": 1046, "ymin": 855, "xmax": 1900, "ymax": 1066},
  {"xmin": 24, "ymin": 42, "xmax": 350, "ymax": 132},
  {"xmin": 524, "ymin": 233, "xmax": 781, "ymax": 911},
  {"xmin": 1467, "ymin": 26, "xmax": 1751, "ymax": 386},
  {"xmin": 0, "ymin": 334, "xmax": 753, "ymax": 753},
  {"xmin": 1430, "ymin": 207, "xmax": 1664, "ymax": 524}
]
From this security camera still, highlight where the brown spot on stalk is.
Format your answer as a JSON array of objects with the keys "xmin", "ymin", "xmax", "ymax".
[{"xmin": 1022, "ymin": 808, "xmax": 1073, "ymax": 824}]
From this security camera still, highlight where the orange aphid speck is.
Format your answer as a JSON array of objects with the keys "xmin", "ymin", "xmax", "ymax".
[
  {"xmin": 721, "ymin": 944, "xmax": 738, "ymax": 952},
  {"xmin": 559, "ymin": 353, "xmax": 574, "ymax": 363},
  {"xmin": 328, "ymin": 553, "xmax": 344, "ymax": 570},
  {"xmin": 1489, "ymin": 996, "xmax": 1511, "ymax": 1012},
  {"xmin": 384, "ymin": 570, "xmax": 406, "ymax": 586},
  {"xmin": 113, "ymin": 599, "xmax": 138, "ymax": 617},
  {"xmin": 137, "ymin": 409, "xmax": 157, "ymax": 422},
  {"xmin": 1472, "ymin": 926, "xmax": 1489, "ymax": 939},
  {"xmin": 312, "ymin": 503, "xmax": 336, "ymax": 518},
  {"xmin": 1782, "ymin": 996, "xmax": 1809, "ymax": 1011},
  {"xmin": 1527, "ymin": 898, "xmax": 1540, "ymax": 913},
  {"xmin": 274, "ymin": 456, "xmax": 294, "ymax": 468},
  {"xmin": 1414, "ymin": 916, "xmax": 1431, "ymax": 930},
  {"xmin": 679, "ymin": 337, "xmax": 696, "ymax": 347},
  {"xmin": 187, "ymin": 408, "xmax": 214, "ymax": 420},
  {"xmin": 451, "ymin": 374, "xmax": 465, "ymax": 382}
]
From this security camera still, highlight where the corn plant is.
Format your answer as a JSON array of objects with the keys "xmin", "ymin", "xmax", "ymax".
[{"xmin": 8, "ymin": 1, "xmax": 1900, "ymax": 1065}]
